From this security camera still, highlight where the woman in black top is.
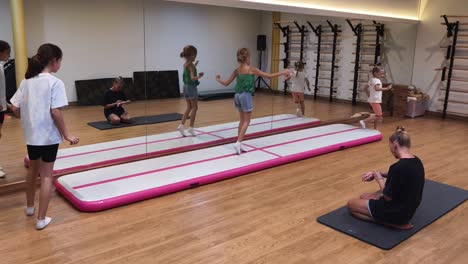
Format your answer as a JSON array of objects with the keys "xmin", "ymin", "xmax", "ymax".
[
  {"xmin": 103, "ymin": 77, "xmax": 131, "ymax": 124},
  {"xmin": 347, "ymin": 126, "xmax": 425, "ymax": 229}
]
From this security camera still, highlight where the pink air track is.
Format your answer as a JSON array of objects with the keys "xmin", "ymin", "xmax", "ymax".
[
  {"xmin": 24, "ymin": 115, "xmax": 321, "ymax": 175},
  {"xmin": 55, "ymin": 124, "xmax": 382, "ymax": 212}
]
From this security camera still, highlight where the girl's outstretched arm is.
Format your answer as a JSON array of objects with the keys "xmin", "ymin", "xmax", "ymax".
[
  {"xmin": 216, "ymin": 70, "xmax": 237, "ymax": 87},
  {"xmin": 251, "ymin": 67, "xmax": 290, "ymax": 79}
]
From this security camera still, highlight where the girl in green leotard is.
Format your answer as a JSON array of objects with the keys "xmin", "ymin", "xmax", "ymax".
[
  {"xmin": 216, "ymin": 48, "xmax": 290, "ymax": 155},
  {"xmin": 178, "ymin": 45, "xmax": 204, "ymax": 137}
]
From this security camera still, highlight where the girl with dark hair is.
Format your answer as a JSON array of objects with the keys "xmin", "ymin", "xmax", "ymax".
[
  {"xmin": 10, "ymin": 43, "xmax": 79, "ymax": 230},
  {"xmin": 347, "ymin": 126, "xmax": 425, "ymax": 229}
]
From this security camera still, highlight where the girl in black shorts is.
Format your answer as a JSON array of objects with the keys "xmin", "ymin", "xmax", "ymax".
[{"xmin": 10, "ymin": 43, "xmax": 79, "ymax": 230}]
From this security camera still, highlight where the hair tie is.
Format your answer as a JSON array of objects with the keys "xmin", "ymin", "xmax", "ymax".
[{"xmin": 396, "ymin": 126, "xmax": 407, "ymax": 133}]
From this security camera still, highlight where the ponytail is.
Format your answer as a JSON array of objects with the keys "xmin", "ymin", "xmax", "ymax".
[
  {"xmin": 237, "ymin": 48, "xmax": 250, "ymax": 63},
  {"xmin": 25, "ymin": 55, "xmax": 47, "ymax": 79},
  {"xmin": 389, "ymin": 126, "xmax": 411, "ymax": 148},
  {"xmin": 25, "ymin": 43, "xmax": 62, "ymax": 79},
  {"xmin": 180, "ymin": 45, "xmax": 197, "ymax": 59}
]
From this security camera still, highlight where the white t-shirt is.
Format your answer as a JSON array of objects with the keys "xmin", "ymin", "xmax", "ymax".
[
  {"xmin": 290, "ymin": 71, "xmax": 307, "ymax": 93},
  {"xmin": 0, "ymin": 62, "xmax": 6, "ymax": 112},
  {"xmin": 10, "ymin": 73, "xmax": 68, "ymax": 145},
  {"xmin": 368, "ymin": 77, "xmax": 383, "ymax": 103}
]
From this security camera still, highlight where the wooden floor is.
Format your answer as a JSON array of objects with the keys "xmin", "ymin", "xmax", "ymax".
[{"xmin": 0, "ymin": 93, "xmax": 467, "ymax": 263}]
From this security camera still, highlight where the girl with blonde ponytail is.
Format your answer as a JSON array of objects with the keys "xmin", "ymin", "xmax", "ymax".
[
  {"xmin": 347, "ymin": 126, "xmax": 425, "ymax": 230},
  {"xmin": 216, "ymin": 48, "xmax": 291, "ymax": 155}
]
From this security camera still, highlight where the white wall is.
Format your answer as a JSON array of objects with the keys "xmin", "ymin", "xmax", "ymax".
[
  {"xmin": 412, "ymin": 0, "xmax": 468, "ymax": 115},
  {"xmin": 260, "ymin": 11, "xmax": 418, "ymax": 101},
  {"xmin": 143, "ymin": 0, "xmax": 260, "ymax": 92},
  {"xmin": 0, "ymin": 0, "xmax": 14, "ymax": 55},
  {"xmin": 4, "ymin": 0, "xmax": 262, "ymax": 101},
  {"xmin": 22, "ymin": 0, "xmax": 145, "ymax": 102}
]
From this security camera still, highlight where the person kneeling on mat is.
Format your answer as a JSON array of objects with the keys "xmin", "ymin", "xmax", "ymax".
[
  {"xmin": 347, "ymin": 126, "xmax": 425, "ymax": 229},
  {"xmin": 103, "ymin": 76, "xmax": 131, "ymax": 125}
]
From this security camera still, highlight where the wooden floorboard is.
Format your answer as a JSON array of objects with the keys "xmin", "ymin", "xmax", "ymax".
[{"xmin": 0, "ymin": 94, "xmax": 467, "ymax": 263}]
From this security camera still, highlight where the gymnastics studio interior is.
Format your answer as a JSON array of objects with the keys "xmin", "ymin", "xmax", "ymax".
[{"xmin": 1, "ymin": 0, "xmax": 468, "ymax": 263}]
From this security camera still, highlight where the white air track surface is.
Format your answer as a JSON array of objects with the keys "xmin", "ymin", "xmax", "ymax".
[
  {"xmin": 29, "ymin": 114, "xmax": 320, "ymax": 175},
  {"xmin": 56, "ymin": 124, "xmax": 382, "ymax": 212}
]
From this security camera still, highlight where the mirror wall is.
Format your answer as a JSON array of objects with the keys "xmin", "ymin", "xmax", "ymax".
[
  {"xmin": 142, "ymin": 0, "xmax": 274, "ymax": 157},
  {"xmin": 0, "ymin": 0, "xmax": 148, "ymax": 188},
  {"xmin": 0, "ymin": 0, "xmax": 417, "ymax": 190}
]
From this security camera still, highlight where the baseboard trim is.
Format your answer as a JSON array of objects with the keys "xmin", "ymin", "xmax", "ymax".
[{"xmin": 425, "ymin": 110, "xmax": 468, "ymax": 121}]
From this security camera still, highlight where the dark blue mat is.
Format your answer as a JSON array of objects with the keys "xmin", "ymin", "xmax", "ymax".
[
  {"xmin": 88, "ymin": 113, "xmax": 183, "ymax": 130},
  {"xmin": 317, "ymin": 180, "xmax": 468, "ymax": 250}
]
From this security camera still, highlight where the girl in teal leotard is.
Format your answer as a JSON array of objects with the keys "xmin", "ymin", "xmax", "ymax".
[{"xmin": 216, "ymin": 48, "xmax": 290, "ymax": 155}]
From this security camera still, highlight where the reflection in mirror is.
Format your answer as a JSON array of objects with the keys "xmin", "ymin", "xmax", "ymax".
[
  {"xmin": 0, "ymin": 0, "xmax": 418, "ymax": 193},
  {"xmin": 0, "ymin": 0, "xmax": 146, "ymax": 191},
  {"xmin": 142, "ymin": 0, "xmax": 276, "ymax": 157}
]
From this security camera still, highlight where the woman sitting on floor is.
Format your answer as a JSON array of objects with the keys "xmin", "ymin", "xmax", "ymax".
[
  {"xmin": 347, "ymin": 126, "xmax": 425, "ymax": 229},
  {"xmin": 103, "ymin": 77, "xmax": 131, "ymax": 125}
]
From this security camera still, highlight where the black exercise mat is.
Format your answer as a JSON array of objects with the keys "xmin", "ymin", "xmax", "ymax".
[
  {"xmin": 87, "ymin": 113, "xmax": 183, "ymax": 130},
  {"xmin": 198, "ymin": 89, "xmax": 235, "ymax": 101},
  {"xmin": 317, "ymin": 180, "xmax": 468, "ymax": 250}
]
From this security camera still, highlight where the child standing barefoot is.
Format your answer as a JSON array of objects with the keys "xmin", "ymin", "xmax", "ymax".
[
  {"xmin": 216, "ymin": 48, "xmax": 290, "ymax": 154},
  {"xmin": 10, "ymin": 43, "xmax": 79, "ymax": 230},
  {"xmin": 360, "ymin": 66, "xmax": 392, "ymax": 130},
  {"xmin": 288, "ymin": 61, "xmax": 311, "ymax": 116},
  {"xmin": 178, "ymin": 45, "xmax": 203, "ymax": 137}
]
